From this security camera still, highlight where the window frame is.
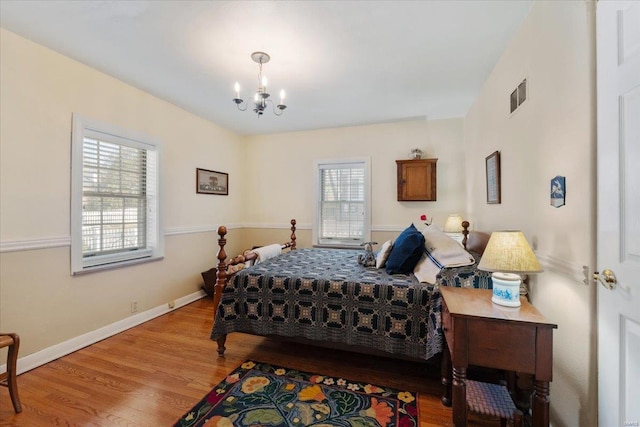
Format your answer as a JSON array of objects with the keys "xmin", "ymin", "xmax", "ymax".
[
  {"xmin": 70, "ymin": 114, "xmax": 163, "ymax": 275},
  {"xmin": 312, "ymin": 157, "xmax": 371, "ymax": 248}
]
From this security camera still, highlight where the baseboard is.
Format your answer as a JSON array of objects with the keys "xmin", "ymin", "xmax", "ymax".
[{"xmin": 0, "ymin": 290, "xmax": 207, "ymax": 375}]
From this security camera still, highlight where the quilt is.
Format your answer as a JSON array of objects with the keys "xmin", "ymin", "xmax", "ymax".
[{"xmin": 210, "ymin": 248, "xmax": 491, "ymax": 360}]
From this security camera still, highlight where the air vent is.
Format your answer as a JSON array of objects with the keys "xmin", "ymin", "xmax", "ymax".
[{"xmin": 510, "ymin": 78, "xmax": 527, "ymax": 114}]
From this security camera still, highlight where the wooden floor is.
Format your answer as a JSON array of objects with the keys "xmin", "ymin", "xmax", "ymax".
[{"xmin": 0, "ymin": 297, "xmax": 501, "ymax": 426}]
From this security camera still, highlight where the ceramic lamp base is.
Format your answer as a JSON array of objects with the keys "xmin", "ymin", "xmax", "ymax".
[{"xmin": 491, "ymin": 272, "xmax": 521, "ymax": 307}]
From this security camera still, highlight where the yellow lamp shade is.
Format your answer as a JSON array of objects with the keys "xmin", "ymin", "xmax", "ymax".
[
  {"xmin": 477, "ymin": 231, "xmax": 542, "ymax": 274},
  {"xmin": 443, "ymin": 214, "xmax": 464, "ymax": 233}
]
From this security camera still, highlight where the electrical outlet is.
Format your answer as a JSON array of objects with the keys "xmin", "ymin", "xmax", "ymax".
[
  {"xmin": 168, "ymin": 301, "xmax": 175, "ymax": 309},
  {"xmin": 131, "ymin": 301, "xmax": 138, "ymax": 313}
]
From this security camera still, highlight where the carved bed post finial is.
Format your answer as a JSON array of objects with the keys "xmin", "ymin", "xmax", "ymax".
[
  {"xmin": 290, "ymin": 219, "xmax": 297, "ymax": 250},
  {"xmin": 461, "ymin": 220, "xmax": 470, "ymax": 250},
  {"xmin": 213, "ymin": 226, "xmax": 228, "ymax": 320}
]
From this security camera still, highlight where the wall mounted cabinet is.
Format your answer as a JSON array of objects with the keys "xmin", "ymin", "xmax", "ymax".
[{"xmin": 396, "ymin": 158, "xmax": 437, "ymax": 201}]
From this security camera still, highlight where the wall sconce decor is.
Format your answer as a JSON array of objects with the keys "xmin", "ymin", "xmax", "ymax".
[{"xmin": 550, "ymin": 175, "xmax": 566, "ymax": 207}]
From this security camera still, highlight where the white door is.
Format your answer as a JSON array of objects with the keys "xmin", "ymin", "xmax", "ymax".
[{"xmin": 597, "ymin": 1, "xmax": 640, "ymax": 426}]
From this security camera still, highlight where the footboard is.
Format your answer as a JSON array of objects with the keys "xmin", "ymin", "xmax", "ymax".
[{"xmin": 212, "ymin": 219, "xmax": 297, "ymax": 324}]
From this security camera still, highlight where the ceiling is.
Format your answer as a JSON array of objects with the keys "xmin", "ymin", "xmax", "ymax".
[{"xmin": 0, "ymin": 1, "xmax": 533, "ymax": 136}]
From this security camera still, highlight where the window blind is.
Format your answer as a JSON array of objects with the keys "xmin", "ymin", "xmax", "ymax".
[
  {"xmin": 82, "ymin": 137, "xmax": 149, "ymax": 257},
  {"xmin": 318, "ymin": 162, "xmax": 365, "ymax": 244}
]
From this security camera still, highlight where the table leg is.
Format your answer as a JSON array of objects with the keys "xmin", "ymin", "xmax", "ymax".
[
  {"xmin": 452, "ymin": 366, "xmax": 467, "ymax": 426},
  {"xmin": 441, "ymin": 344, "xmax": 452, "ymax": 407},
  {"xmin": 532, "ymin": 379, "xmax": 550, "ymax": 427}
]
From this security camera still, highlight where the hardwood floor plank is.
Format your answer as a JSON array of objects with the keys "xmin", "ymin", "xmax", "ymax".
[{"xmin": 1, "ymin": 298, "xmax": 501, "ymax": 426}]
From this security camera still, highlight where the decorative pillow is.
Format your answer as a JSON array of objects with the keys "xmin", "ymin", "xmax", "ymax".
[
  {"xmin": 385, "ymin": 224, "xmax": 425, "ymax": 274},
  {"xmin": 376, "ymin": 240, "xmax": 394, "ymax": 269}
]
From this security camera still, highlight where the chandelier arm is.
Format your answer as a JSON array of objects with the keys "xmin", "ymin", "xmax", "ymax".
[
  {"xmin": 270, "ymin": 99, "xmax": 283, "ymax": 116},
  {"xmin": 236, "ymin": 101, "xmax": 248, "ymax": 112}
]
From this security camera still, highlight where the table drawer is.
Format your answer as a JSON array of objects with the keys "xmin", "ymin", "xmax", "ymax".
[{"xmin": 467, "ymin": 319, "xmax": 536, "ymax": 373}]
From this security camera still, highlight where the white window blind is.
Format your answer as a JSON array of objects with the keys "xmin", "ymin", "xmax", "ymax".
[
  {"xmin": 71, "ymin": 115, "xmax": 163, "ymax": 274},
  {"xmin": 314, "ymin": 159, "xmax": 371, "ymax": 246}
]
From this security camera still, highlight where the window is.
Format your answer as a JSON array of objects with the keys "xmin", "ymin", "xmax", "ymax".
[
  {"xmin": 71, "ymin": 114, "xmax": 163, "ymax": 274},
  {"xmin": 313, "ymin": 158, "xmax": 371, "ymax": 247}
]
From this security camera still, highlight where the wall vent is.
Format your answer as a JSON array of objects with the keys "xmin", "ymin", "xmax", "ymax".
[{"xmin": 510, "ymin": 78, "xmax": 527, "ymax": 113}]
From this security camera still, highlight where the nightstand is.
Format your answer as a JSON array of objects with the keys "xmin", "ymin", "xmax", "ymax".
[{"xmin": 440, "ymin": 286, "xmax": 557, "ymax": 427}]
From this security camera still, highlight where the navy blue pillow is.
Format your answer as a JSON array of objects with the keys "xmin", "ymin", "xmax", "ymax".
[{"xmin": 385, "ymin": 224, "xmax": 425, "ymax": 274}]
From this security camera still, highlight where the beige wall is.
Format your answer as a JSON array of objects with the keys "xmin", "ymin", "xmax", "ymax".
[
  {"xmin": 242, "ymin": 118, "xmax": 468, "ymax": 246},
  {"xmin": 464, "ymin": 2, "xmax": 597, "ymax": 426},
  {"xmin": 1, "ymin": 2, "xmax": 598, "ymax": 423},
  {"xmin": 0, "ymin": 29, "xmax": 246, "ymax": 357}
]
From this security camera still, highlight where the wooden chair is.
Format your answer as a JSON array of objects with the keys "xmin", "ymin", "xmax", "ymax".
[{"xmin": 0, "ymin": 333, "xmax": 22, "ymax": 413}]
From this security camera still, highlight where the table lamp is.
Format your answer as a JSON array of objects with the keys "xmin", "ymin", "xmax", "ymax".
[
  {"xmin": 477, "ymin": 231, "xmax": 542, "ymax": 307},
  {"xmin": 443, "ymin": 214, "xmax": 464, "ymax": 244}
]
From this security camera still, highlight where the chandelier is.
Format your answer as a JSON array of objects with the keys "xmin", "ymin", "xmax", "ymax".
[{"xmin": 233, "ymin": 51, "xmax": 287, "ymax": 116}]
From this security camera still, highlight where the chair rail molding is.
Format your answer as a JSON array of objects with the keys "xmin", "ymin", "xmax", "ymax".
[
  {"xmin": 534, "ymin": 250, "xmax": 588, "ymax": 284},
  {"xmin": 0, "ymin": 236, "xmax": 71, "ymax": 253}
]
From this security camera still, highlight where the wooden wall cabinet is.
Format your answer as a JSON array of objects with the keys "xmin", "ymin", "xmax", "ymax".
[{"xmin": 396, "ymin": 159, "xmax": 437, "ymax": 201}]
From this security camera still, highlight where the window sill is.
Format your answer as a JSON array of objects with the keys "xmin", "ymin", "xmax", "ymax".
[{"xmin": 72, "ymin": 255, "xmax": 164, "ymax": 275}]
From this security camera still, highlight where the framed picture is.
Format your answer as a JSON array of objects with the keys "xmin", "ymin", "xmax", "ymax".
[
  {"xmin": 196, "ymin": 168, "xmax": 228, "ymax": 195},
  {"xmin": 485, "ymin": 151, "xmax": 501, "ymax": 204}
]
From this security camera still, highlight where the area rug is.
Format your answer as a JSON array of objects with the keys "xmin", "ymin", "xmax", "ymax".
[{"xmin": 174, "ymin": 360, "xmax": 419, "ymax": 427}]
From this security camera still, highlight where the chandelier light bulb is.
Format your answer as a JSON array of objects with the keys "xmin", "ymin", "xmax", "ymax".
[
  {"xmin": 261, "ymin": 76, "xmax": 268, "ymax": 88},
  {"xmin": 234, "ymin": 82, "xmax": 240, "ymax": 98},
  {"xmin": 279, "ymin": 89, "xmax": 286, "ymax": 105}
]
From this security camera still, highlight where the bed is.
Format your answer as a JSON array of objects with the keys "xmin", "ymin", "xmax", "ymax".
[{"xmin": 209, "ymin": 219, "xmax": 492, "ymax": 361}]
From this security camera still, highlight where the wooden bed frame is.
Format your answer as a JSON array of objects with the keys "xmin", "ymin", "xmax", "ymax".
[{"xmin": 211, "ymin": 219, "xmax": 488, "ymax": 355}]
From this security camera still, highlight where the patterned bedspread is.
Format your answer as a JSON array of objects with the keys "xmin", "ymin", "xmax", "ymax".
[{"xmin": 210, "ymin": 248, "xmax": 491, "ymax": 361}]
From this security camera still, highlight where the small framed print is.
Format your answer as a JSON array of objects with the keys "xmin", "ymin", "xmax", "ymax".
[
  {"xmin": 485, "ymin": 151, "xmax": 501, "ymax": 204},
  {"xmin": 196, "ymin": 168, "xmax": 228, "ymax": 195}
]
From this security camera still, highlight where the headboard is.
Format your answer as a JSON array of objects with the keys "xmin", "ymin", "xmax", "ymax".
[{"xmin": 461, "ymin": 220, "xmax": 490, "ymax": 256}]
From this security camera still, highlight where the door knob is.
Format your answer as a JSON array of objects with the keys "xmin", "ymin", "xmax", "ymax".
[{"xmin": 594, "ymin": 269, "xmax": 617, "ymax": 290}]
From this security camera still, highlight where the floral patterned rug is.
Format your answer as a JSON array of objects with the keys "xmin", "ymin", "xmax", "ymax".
[{"xmin": 174, "ymin": 360, "xmax": 419, "ymax": 427}]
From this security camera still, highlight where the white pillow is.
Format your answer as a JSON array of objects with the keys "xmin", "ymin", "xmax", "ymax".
[
  {"xmin": 422, "ymin": 226, "xmax": 474, "ymax": 267},
  {"xmin": 376, "ymin": 240, "xmax": 394, "ymax": 268}
]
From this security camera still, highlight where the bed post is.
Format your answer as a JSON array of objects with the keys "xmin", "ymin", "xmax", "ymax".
[
  {"xmin": 461, "ymin": 220, "xmax": 470, "ymax": 249},
  {"xmin": 213, "ymin": 226, "xmax": 228, "ymax": 321},
  {"xmin": 213, "ymin": 226, "xmax": 228, "ymax": 356},
  {"xmin": 290, "ymin": 219, "xmax": 297, "ymax": 250}
]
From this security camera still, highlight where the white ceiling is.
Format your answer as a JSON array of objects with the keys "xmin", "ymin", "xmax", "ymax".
[{"xmin": 0, "ymin": 1, "xmax": 533, "ymax": 136}]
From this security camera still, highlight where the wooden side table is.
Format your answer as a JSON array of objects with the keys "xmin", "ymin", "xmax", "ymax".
[{"xmin": 440, "ymin": 287, "xmax": 557, "ymax": 427}]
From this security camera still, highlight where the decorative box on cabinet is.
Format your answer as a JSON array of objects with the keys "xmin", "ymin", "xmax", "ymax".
[{"xmin": 396, "ymin": 158, "xmax": 437, "ymax": 201}]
